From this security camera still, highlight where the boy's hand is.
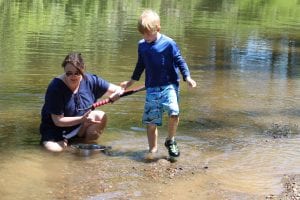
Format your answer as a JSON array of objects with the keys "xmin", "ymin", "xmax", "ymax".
[
  {"xmin": 120, "ymin": 81, "xmax": 129, "ymax": 89},
  {"xmin": 120, "ymin": 80, "xmax": 135, "ymax": 89},
  {"xmin": 109, "ymin": 87, "xmax": 125, "ymax": 102},
  {"xmin": 186, "ymin": 77, "xmax": 197, "ymax": 88}
]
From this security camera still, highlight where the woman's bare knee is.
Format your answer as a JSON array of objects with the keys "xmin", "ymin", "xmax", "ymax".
[
  {"xmin": 94, "ymin": 111, "xmax": 107, "ymax": 125},
  {"xmin": 43, "ymin": 141, "xmax": 66, "ymax": 152}
]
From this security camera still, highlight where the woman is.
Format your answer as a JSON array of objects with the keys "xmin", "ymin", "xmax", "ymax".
[{"xmin": 40, "ymin": 52, "xmax": 123, "ymax": 152}]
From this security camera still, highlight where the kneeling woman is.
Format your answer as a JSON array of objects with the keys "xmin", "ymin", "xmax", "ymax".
[{"xmin": 40, "ymin": 52, "xmax": 123, "ymax": 152}]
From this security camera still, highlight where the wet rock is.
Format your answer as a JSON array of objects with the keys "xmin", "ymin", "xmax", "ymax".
[
  {"xmin": 157, "ymin": 158, "xmax": 170, "ymax": 166},
  {"xmin": 264, "ymin": 123, "xmax": 299, "ymax": 138}
]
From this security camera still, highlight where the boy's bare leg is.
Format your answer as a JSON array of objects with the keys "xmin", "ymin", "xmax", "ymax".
[
  {"xmin": 147, "ymin": 124, "xmax": 158, "ymax": 153},
  {"xmin": 167, "ymin": 115, "xmax": 179, "ymax": 140}
]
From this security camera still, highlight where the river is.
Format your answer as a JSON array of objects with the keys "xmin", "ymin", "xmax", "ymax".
[{"xmin": 0, "ymin": 0, "xmax": 300, "ymax": 199}]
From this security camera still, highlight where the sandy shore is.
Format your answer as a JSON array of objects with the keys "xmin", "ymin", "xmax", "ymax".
[
  {"xmin": 266, "ymin": 174, "xmax": 300, "ymax": 200},
  {"xmin": 151, "ymin": 169, "xmax": 300, "ymax": 200},
  {"xmin": 133, "ymin": 159, "xmax": 300, "ymax": 200}
]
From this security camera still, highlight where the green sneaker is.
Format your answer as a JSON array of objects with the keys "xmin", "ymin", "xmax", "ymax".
[{"xmin": 164, "ymin": 139, "xmax": 180, "ymax": 157}]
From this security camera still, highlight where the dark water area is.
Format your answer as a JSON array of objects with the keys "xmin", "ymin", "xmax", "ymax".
[{"xmin": 0, "ymin": 0, "xmax": 300, "ymax": 199}]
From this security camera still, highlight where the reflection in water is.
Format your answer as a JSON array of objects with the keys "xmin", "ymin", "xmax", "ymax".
[{"xmin": 0, "ymin": 0, "xmax": 300, "ymax": 199}]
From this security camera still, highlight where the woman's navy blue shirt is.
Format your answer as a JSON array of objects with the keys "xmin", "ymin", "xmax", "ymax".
[{"xmin": 40, "ymin": 73, "xmax": 109, "ymax": 142}]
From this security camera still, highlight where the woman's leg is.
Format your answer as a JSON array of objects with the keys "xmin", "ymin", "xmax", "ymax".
[{"xmin": 43, "ymin": 140, "xmax": 67, "ymax": 152}]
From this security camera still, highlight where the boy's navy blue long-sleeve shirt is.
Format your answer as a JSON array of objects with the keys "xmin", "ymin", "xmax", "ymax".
[{"xmin": 131, "ymin": 34, "xmax": 191, "ymax": 88}]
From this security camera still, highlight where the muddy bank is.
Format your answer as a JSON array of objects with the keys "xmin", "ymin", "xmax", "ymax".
[
  {"xmin": 157, "ymin": 173, "xmax": 300, "ymax": 200},
  {"xmin": 45, "ymin": 125, "xmax": 300, "ymax": 200},
  {"xmin": 7, "ymin": 123, "xmax": 297, "ymax": 200},
  {"xmin": 50, "ymin": 151, "xmax": 300, "ymax": 200},
  {"xmin": 52, "ymin": 153, "xmax": 209, "ymax": 200}
]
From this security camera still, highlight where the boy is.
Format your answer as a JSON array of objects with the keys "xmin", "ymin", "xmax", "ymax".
[{"xmin": 121, "ymin": 9, "xmax": 197, "ymax": 160}]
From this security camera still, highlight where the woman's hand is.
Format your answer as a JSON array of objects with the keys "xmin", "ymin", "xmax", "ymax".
[
  {"xmin": 81, "ymin": 110, "xmax": 91, "ymax": 122},
  {"xmin": 81, "ymin": 110, "xmax": 102, "ymax": 125}
]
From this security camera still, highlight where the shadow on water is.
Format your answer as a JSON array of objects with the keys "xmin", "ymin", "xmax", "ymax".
[{"xmin": 98, "ymin": 148, "xmax": 150, "ymax": 163}]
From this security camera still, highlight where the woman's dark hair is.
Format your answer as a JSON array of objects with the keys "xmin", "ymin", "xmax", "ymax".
[{"xmin": 62, "ymin": 52, "xmax": 85, "ymax": 76}]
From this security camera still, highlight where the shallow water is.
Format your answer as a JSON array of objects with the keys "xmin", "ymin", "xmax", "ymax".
[{"xmin": 0, "ymin": 0, "xmax": 300, "ymax": 199}]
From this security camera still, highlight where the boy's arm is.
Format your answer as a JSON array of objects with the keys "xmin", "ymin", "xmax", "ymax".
[
  {"xmin": 172, "ymin": 44, "xmax": 197, "ymax": 88},
  {"xmin": 172, "ymin": 43, "xmax": 190, "ymax": 81}
]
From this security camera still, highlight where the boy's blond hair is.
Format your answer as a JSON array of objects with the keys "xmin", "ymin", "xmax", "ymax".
[{"xmin": 137, "ymin": 9, "xmax": 161, "ymax": 34}]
